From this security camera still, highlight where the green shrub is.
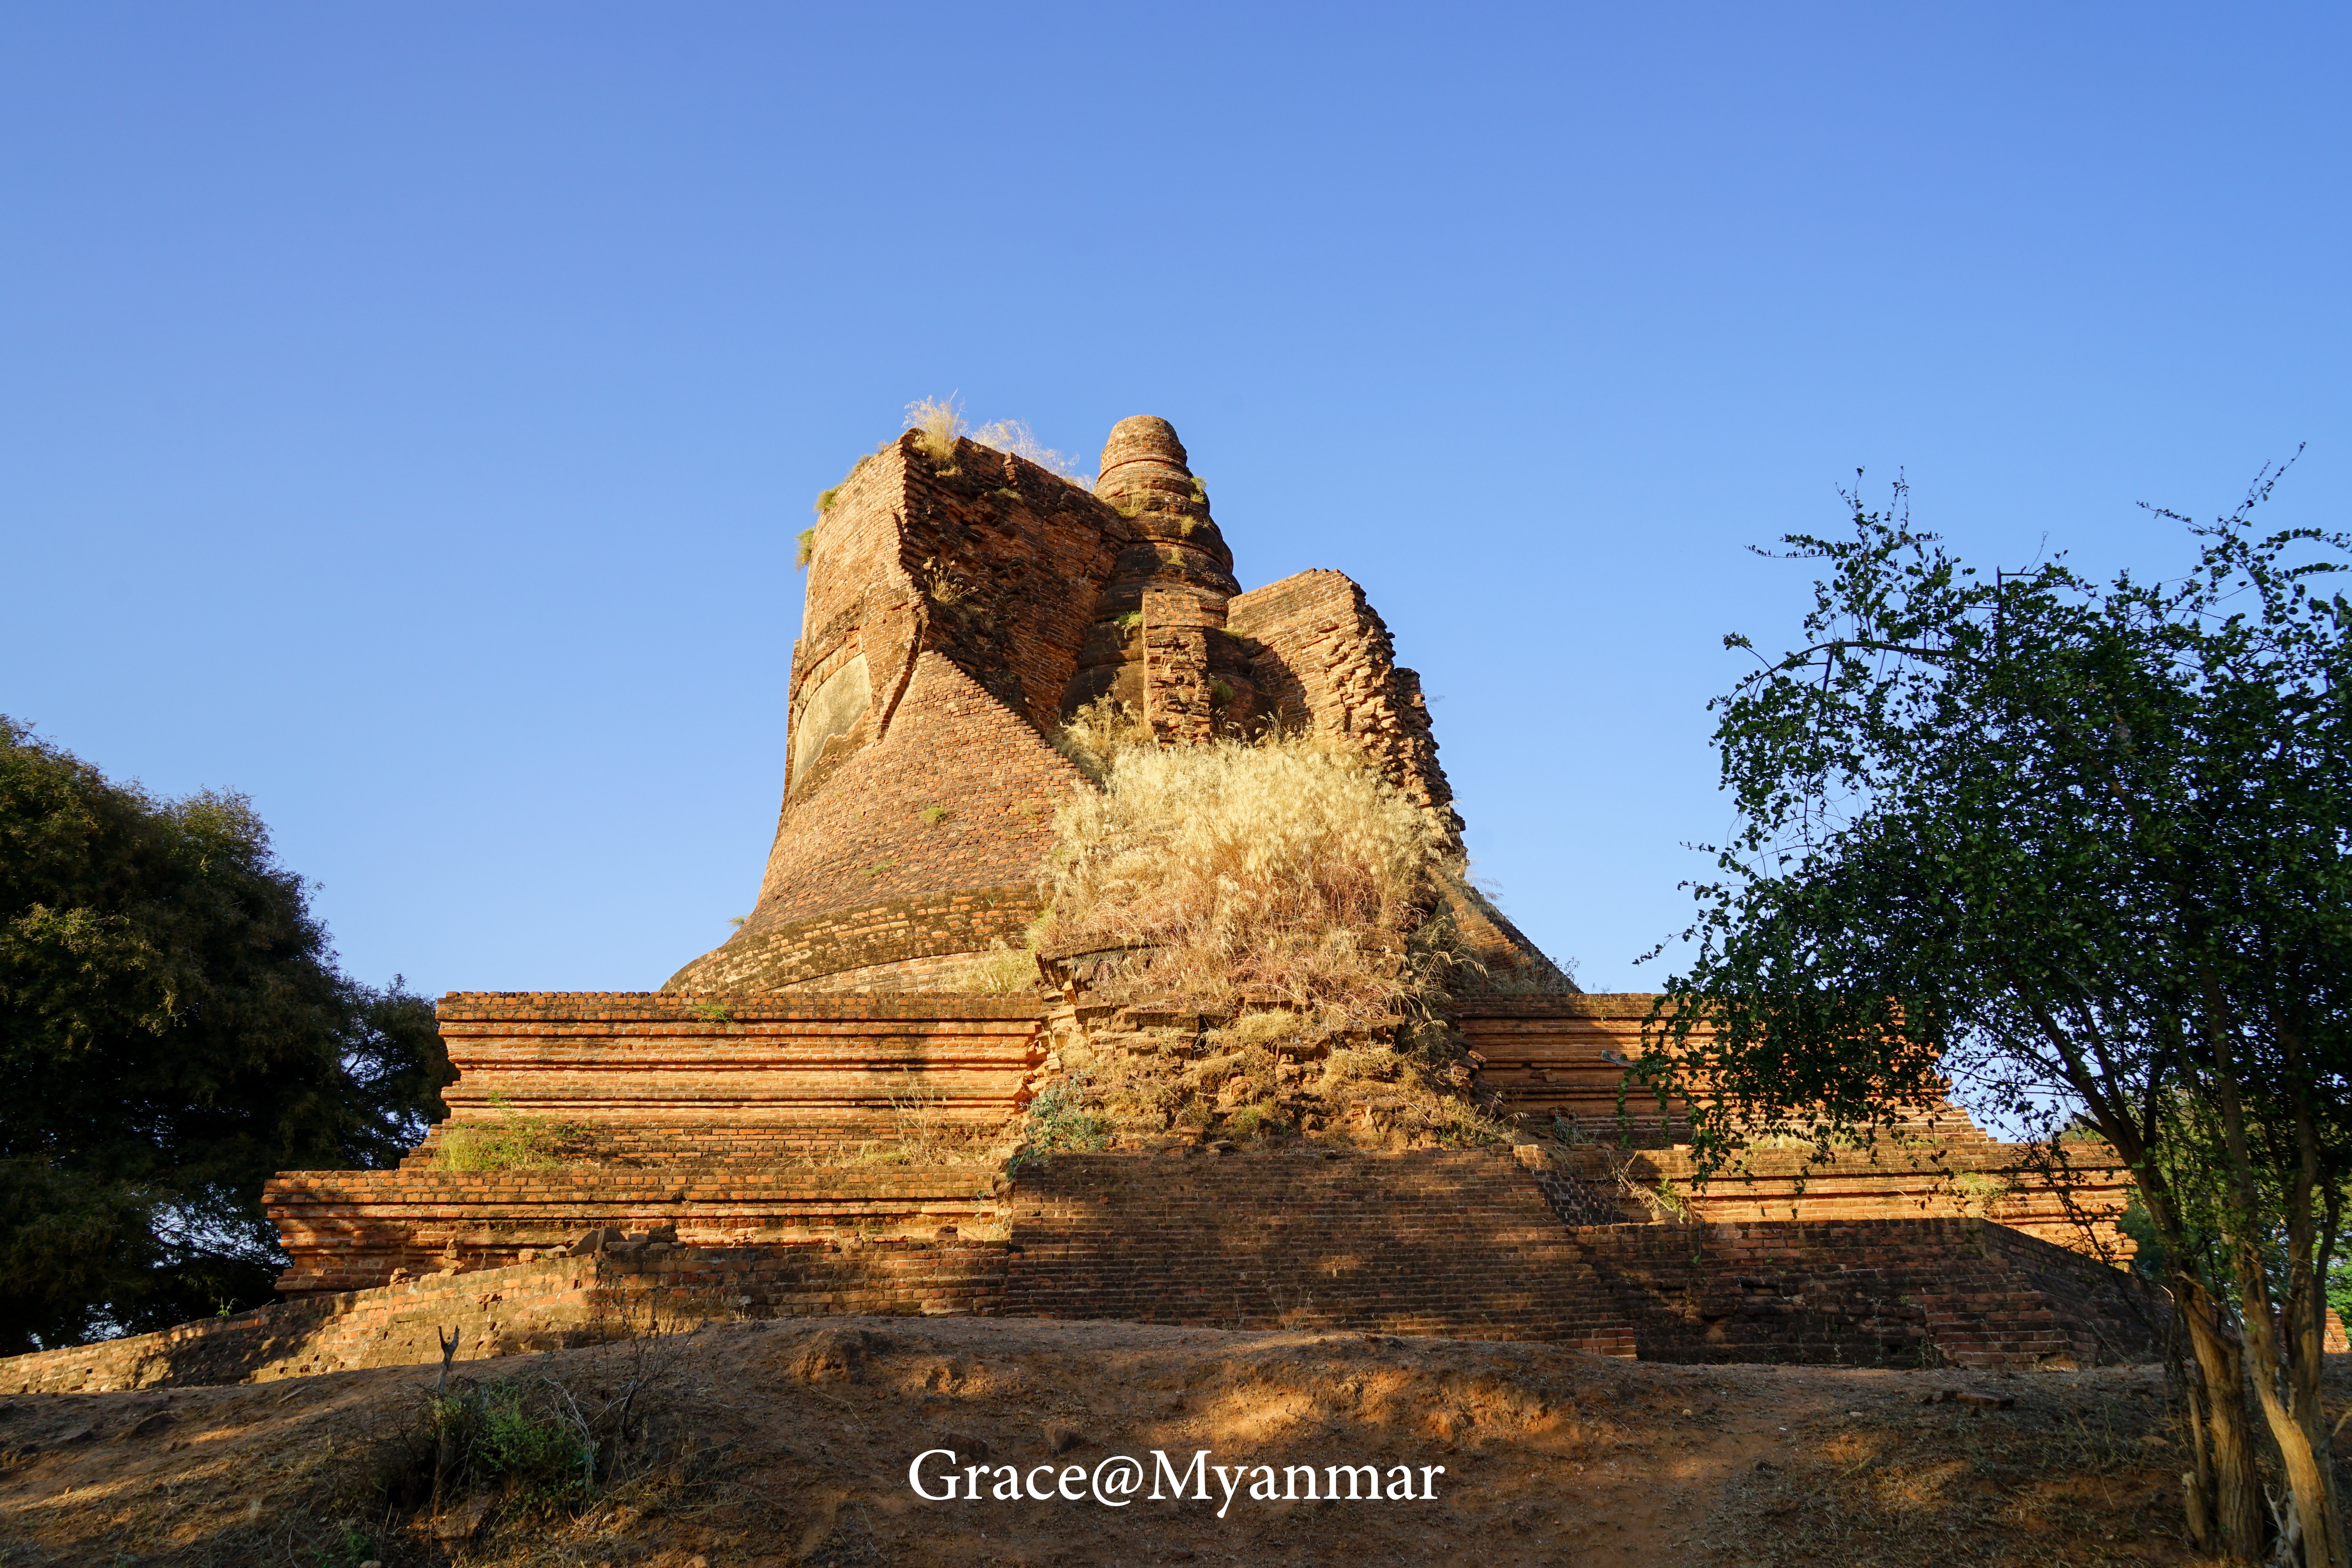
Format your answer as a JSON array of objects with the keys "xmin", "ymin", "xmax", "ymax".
[
  {"xmin": 1013, "ymin": 1079, "xmax": 1112, "ymax": 1168},
  {"xmin": 436, "ymin": 1095, "xmax": 586, "ymax": 1171},
  {"xmin": 471, "ymin": 1381, "xmax": 594, "ymax": 1503}
]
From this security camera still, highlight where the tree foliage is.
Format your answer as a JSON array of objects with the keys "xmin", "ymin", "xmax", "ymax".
[
  {"xmin": 0, "ymin": 718, "xmax": 453, "ymax": 1352},
  {"xmin": 1640, "ymin": 467, "xmax": 2352, "ymax": 1562}
]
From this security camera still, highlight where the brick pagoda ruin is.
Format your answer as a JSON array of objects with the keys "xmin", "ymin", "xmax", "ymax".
[{"xmin": 5, "ymin": 416, "xmax": 2162, "ymax": 1396}]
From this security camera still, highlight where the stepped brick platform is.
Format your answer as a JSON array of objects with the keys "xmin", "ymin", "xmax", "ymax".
[
  {"xmin": 266, "ymin": 1165, "xmax": 1006, "ymax": 1296},
  {"xmin": 268, "ymin": 991, "xmax": 2137, "ymax": 1297},
  {"xmin": 1462, "ymin": 995, "xmax": 2134, "ymax": 1257},
  {"xmin": 1632, "ymin": 1143, "xmax": 2134, "ymax": 1258},
  {"xmin": 14, "ymin": 1150, "xmax": 2166, "ymax": 1395},
  {"xmin": 1000, "ymin": 1151, "xmax": 2159, "ymax": 1369},
  {"xmin": 264, "ymin": 991, "xmax": 1045, "ymax": 1296},
  {"xmin": 1462, "ymin": 995, "xmax": 1990, "ymax": 1137},
  {"xmin": 410, "ymin": 991, "xmax": 1047, "ymax": 1163}
]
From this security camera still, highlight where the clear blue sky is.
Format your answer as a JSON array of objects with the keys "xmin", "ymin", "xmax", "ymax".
[{"xmin": 5, "ymin": 4, "xmax": 2345, "ymax": 998}]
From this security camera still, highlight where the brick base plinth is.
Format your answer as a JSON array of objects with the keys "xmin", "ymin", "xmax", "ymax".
[{"xmin": 13, "ymin": 1151, "xmax": 2169, "ymax": 1394}]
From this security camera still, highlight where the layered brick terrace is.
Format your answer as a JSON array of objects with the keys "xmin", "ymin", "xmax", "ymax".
[
  {"xmin": 418, "ymin": 990, "xmax": 1046, "ymax": 1161},
  {"xmin": 1461, "ymin": 995, "xmax": 2135, "ymax": 1256},
  {"xmin": 263, "ymin": 991, "xmax": 1045, "ymax": 1296},
  {"xmin": 265, "ymin": 1167, "xmax": 1006, "ymax": 1297}
]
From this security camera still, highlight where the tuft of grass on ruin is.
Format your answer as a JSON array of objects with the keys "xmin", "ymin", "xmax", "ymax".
[
  {"xmin": 948, "ymin": 938, "xmax": 1039, "ymax": 995},
  {"xmin": 906, "ymin": 394, "xmax": 963, "ymax": 463}
]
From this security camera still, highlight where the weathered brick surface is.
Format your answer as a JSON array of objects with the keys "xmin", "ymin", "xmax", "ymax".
[
  {"xmin": 999, "ymin": 1151, "xmax": 1636, "ymax": 1351},
  {"xmin": 1551, "ymin": 1219, "xmax": 2165, "ymax": 1369},
  {"xmin": 1065, "ymin": 418, "xmax": 1254, "ymax": 731},
  {"xmin": 262, "ymin": 992, "xmax": 1045, "ymax": 1294},
  {"xmin": 17, "ymin": 1153, "xmax": 2170, "ymax": 1393},
  {"xmin": 265, "ymin": 1166, "xmax": 1005, "ymax": 1296},
  {"xmin": 674, "ymin": 889, "xmax": 1041, "ymax": 994},
  {"xmin": 995, "ymin": 1153, "xmax": 2155, "ymax": 1368},
  {"xmin": 666, "ymin": 431, "xmax": 1115, "ymax": 994},
  {"xmin": 421, "ymin": 991, "xmax": 1046, "ymax": 1153},
  {"xmin": 1461, "ymin": 994, "xmax": 2135, "ymax": 1257},
  {"xmin": 691, "ymin": 651, "xmax": 1085, "ymax": 972},
  {"xmin": 1227, "ymin": 568, "xmax": 1462, "ymax": 846},
  {"xmin": 1632, "ymin": 1144, "xmax": 2135, "ymax": 1259}
]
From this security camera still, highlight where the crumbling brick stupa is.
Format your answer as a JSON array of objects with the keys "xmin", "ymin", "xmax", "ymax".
[
  {"xmin": 664, "ymin": 414, "xmax": 1551, "ymax": 995},
  {"xmin": 0, "ymin": 415, "xmax": 2166, "ymax": 1398}
]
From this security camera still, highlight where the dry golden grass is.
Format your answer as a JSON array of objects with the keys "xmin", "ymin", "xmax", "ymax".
[
  {"xmin": 1023, "ymin": 707, "xmax": 1515, "ymax": 1150},
  {"xmin": 904, "ymin": 394, "xmax": 963, "ymax": 462},
  {"xmin": 1038, "ymin": 718, "xmax": 1441, "ymax": 1028},
  {"xmin": 943, "ymin": 939, "xmax": 1039, "ymax": 996},
  {"xmin": 968, "ymin": 417, "xmax": 1091, "ymax": 484}
]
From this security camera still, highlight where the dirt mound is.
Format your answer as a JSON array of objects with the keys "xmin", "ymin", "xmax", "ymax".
[{"xmin": 0, "ymin": 1315, "xmax": 2260, "ymax": 1566}]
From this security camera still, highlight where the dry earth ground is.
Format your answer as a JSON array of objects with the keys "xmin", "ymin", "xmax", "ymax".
[{"xmin": 3, "ymin": 1315, "xmax": 2321, "ymax": 1567}]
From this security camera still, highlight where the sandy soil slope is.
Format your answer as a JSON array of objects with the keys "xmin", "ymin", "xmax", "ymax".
[{"xmin": 0, "ymin": 1315, "xmax": 2264, "ymax": 1567}]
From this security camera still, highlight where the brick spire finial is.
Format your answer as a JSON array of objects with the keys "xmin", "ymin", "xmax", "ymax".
[
  {"xmin": 1060, "ymin": 419, "xmax": 1258, "ymax": 732},
  {"xmin": 1094, "ymin": 415, "xmax": 1193, "ymax": 511}
]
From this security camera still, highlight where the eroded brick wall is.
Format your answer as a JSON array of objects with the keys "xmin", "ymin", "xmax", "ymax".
[
  {"xmin": 1554, "ymin": 1219, "xmax": 2164, "ymax": 1369},
  {"xmin": 266, "ymin": 1166, "xmax": 1007, "ymax": 1297},
  {"xmin": 677, "ymin": 652, "xmax": 1083, "ymax": 985},
  {"xmin": 1462, "ymin": 995, "xmax": 2135, "ymax": 1257},
  {"xmin": 1000, "ymin": 1150, "xmax": 1636, "ymax": 1350},
  {"xmin": 1228, "ymin": 569, "xmax": 1462, "ymax": 846},
  {"xmin": 669, "ymin": 433, "xmax": 1116, "ymax": 994},
  {"xmin": 668, "ymin": 422, "xmax": 1552, "ymax": 994}
]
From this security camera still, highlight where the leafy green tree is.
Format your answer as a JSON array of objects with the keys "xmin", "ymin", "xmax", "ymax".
[
  {"xmin": 0, "ymin": 718, "xmax": 453, "ymax": 1352},
  {"xmin": 1639, "ymin": 469, "xmax": 2352, "ymax": 1564}
]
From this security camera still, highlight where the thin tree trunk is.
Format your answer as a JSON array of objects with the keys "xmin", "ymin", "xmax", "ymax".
[
  {"xmin": 2178, "ymin": 1270, "xmax": 2267, "ymax": 1560},
  {"xmin": 2312, "ymin": 1179, "xmax": 2350, "ymax": 1568},
  {"xmin": 2209, "ymin": 1020, "xmax": 2344, "ymax": 1567},
  {"xmin": 2242, "ymin": 1262, "xmax": 2337, "ymax": 1568},
  {"xmin": 2226, "ymin": 1148, "xmax": 2343, "ymax": 1566},
  {"xmin": 2180, "ymin": 1312, "xmax": 2217, "ymax": 1552}
]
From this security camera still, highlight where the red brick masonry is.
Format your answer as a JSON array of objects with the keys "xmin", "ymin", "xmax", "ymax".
[{"xmin": 11, "ymin": 1150, "xmax": 2165, "ymax": 1394}]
